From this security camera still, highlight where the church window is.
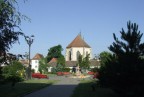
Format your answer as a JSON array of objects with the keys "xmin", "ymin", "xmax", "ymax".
[
  {"xmin": 69, "ymin": 51, "xmax": 71, "ymax": 61},
  {"xmin": 77, "ymin": 51, "xmax": 81, "ymax": 60}
]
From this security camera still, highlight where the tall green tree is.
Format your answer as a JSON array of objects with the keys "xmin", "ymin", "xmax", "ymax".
[
  {"xmin": 99, "ymin": 21, "xmax": 144, "ymax": 97},
  {"xmin": 47, "ymin": 45, "xmax": 65, "ymax": 65},
  {"xmin": 39, "ymin": 57, "xmax": 48, "ymax": 74},
  {"xmin": 0, "ymin": 0, "xmax": 28, "ymax": 64},
  {"xmin": 78, "ymin": 54, "xmax": 90, "ymax": 71}
]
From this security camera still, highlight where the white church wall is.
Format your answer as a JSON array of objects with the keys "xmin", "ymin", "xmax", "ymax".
[{"xmin": 66, "ymin": 47, "xmax": 92, "ymax": 61}]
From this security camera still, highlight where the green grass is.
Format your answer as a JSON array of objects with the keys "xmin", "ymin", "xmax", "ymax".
[
  {"xmin": 0, "ymin": 79, "xmax": 57, "ymax": 97},
  {"xmin": 71, "ymin": 80, "xmax": 119, "ymax": 97}
]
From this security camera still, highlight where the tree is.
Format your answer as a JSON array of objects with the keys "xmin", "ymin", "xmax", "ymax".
[
  {"xmin": 99, "ymin": 21, "xmax": 144, "ymax": 97},
  {"xmin": 78, "ymin": 54, "xmax": 90, "ymax": 72},
  {"xmin": 2, "ymin": 60, "xmax": 25, "ymax": 87},
  {"xmin": 99, "ymin": 51, "xmax": 112, "ymax": 66},
  {"xmin": 39, "ymin": 57, "xmax": 48, "ymax": 74},
  {"xmin": 0, "ymin": 0, "xmax": 28, "ymax": 64},
  {"xmin": 47, "ymin": 45, "xmax": 65, "ymax": 65}
]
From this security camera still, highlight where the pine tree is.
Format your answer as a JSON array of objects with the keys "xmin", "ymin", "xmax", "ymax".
[{"xmin": 99, "ymin": 21, "xmax": 144, "ymax": 97}]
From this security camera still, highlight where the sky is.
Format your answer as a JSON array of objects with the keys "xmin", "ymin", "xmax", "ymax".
[{"xmin": 9, "ymin": 0, "xmax": 144, "ymax": 58}]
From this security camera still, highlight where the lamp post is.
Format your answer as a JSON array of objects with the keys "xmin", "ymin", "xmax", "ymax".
[{"xmin": 24, "ymin": 35, "xmax": 34, "ymax": 79}]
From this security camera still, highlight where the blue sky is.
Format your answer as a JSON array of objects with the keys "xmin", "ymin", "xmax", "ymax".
[{"xmin": 9, "ymin": 0, "xmax": 144, "ymax": 58}]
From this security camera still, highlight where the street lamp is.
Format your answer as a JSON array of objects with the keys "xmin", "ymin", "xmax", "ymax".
[{"xmin": 24, "ymin": 35, "xmax": 34, "ymax": 79}]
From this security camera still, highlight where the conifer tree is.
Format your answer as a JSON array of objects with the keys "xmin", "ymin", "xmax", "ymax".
[{"xmin": 99, "ymin": 21, "xmax": 144, "ymax": 97}]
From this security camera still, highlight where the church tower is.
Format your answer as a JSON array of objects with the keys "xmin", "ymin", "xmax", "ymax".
[{"xmin": 65, "ymin": 34, "xmax": 92, "ymax": 61}]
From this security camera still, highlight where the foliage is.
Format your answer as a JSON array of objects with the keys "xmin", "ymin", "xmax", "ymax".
[
  {"xmin": 2, "ymin": 61, "xmax": 25, "ymax": 87},
  {"xmin": 31, "ymin": 69, "xmax": 35, "ymax": 73},
  {"xmin": 62, "ymin": 67, "xmax": 70, "ymax": 72},
  {"xmin": 51, "ymin": 64, "xmax": 69, "ymax": 73},
  {"xmin": 90, "ymin": 67, "xmax": 99, "ymax": 73},
  {"xmin": 55, "ymin": 64, "xmax": 64, "ymax": 72},
  {"xmin": 47, "ymin": 45, "xmax": 64, "ymax": 61},
  {"xmin": 99, "ymin": 21, "xmax": 144, "ymax": 97},
  {"xmin": 39, "ymin": 57, "xmax": 48, "ymax": 74},
  {"xmin": 0, "ymin": 0, "xmax": 28, "ymax": 64},
  {"xmin": 99, "ymin": 51, "xmax": 112, "ymax": 66},
  {"xmin": 78, "ymin": 54, "xmax": 90, "ymax": 71},
  {"xmin": 57, "ymin": 55, "xmax": 65, "ymax": 67}
]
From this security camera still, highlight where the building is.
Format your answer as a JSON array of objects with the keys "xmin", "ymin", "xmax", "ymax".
[
  {"xmin": 65, "ymin": 34, "xmax": 92, "ymax": 61},
  {"xmin": 65, "ymin": 34, "xmax": 100, "ymax": 69},
  {"xmin": 31, "ymin": 53, "xmax": 44, "ymax": 73}
]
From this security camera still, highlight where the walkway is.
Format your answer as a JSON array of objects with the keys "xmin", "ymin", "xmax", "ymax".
[{"xmin": 24, "ymin": 76, "xmax": 81, "ymax": 97}]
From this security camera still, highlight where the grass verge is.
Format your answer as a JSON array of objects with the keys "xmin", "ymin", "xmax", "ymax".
[
  {"xmin": 0, "ymin": 79, "xmax": 57, "ymax": 97},
  {"xmin": 71, "ymin": 80, "xmax": 119, "ymax": 97}
]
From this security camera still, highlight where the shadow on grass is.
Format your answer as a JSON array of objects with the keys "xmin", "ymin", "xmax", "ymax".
[
  {"xmin": 0, "ymin": 79, "xmax": 119, "ymax": 97},
  {"xmin": 71, "ymin": 80, "xmax": 119, "ymax": 97},
  {"xmin": 0, "ymin": 79, "xmax": 54, "ymax": 97}
]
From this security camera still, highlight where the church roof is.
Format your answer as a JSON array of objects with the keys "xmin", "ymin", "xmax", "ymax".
[
  {"xmin": 66, "ymin": 34, "xmax": 91, "ymax": 48},
  {"xmin": 32, "ymin": 53, "xmax": 44, "ymax": 60}
]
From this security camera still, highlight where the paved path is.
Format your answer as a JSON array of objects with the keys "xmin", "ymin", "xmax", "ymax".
[{"xmin": 24, "ymin": 76, "xmax": 82, "ymax": 97}]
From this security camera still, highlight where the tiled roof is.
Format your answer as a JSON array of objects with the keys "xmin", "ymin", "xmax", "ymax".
[
  {"xmin": 48, "ymin": 59, "xmax": 100, "ymax": 67},
  {"xmin": 48, "ymin": 62, "xmax": 57, "ymax": 67},
  {"xmin": 48, "ymin": 58, "xmax": 58, "ymax": 67},
  {"xmin": 65, "ymin": 60, "xmax": 100, "ymax": 67},
  {"xmin": 48, "ymin": 58, "xmax": 57, "ymax": 63},
  {"xmin": 19, "ymin": 59, "xmax": 29, "ymax": 64},
  {"xmin": 32, "ymin": 53, "xmax": 44, "ymax": 60},
  {"xmin": 65, "ymin": 61, "xmax": 78, "ymax": 67},
  {"xmin": 90, "ymin": 59, "xmax": 100, "ymax": 66},
  {"xmin": 66, "ymin": 34, "xmax": 91, "ymax": 48}
]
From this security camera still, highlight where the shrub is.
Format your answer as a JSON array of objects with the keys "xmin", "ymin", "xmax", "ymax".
[
  {"xmin": 62, "ymin": 68, "xmax": 70, "ymax": 72},
  {"xmin": 2, "ymin": 61, "xmax": 25, "ymax": 87}
]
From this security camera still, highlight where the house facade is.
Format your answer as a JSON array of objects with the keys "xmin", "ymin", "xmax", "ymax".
[{"xmin": 31, "ymin": 53, "xmax": 43, "ymax": 73}]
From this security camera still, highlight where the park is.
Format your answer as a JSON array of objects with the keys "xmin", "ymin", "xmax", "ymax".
[{"xmin": 0, "ymin": 0, "xmax": 144, "ymax": 97}]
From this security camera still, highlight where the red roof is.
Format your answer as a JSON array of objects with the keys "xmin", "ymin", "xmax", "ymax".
[
  {"xmin": 66, "ymin": 34, "xmax": 91, "ymax": 48},
  {"xmin": 48, "ymin": 58, "xmax": 57, "ymax": 63},
  {"xmin": 32, "ymin": 53, "xmax": 44, "ymax": 60}
]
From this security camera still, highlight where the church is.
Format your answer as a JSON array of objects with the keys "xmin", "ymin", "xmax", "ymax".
[
  {"xmin": 64, "ymin": 34, "xmax": 99, "ymax": 69},
  {"xmin": 65, "ymin": 34, "xmax": 92, "ymax": 61}
]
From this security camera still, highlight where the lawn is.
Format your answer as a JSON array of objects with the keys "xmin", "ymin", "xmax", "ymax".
[
  {"xmin": 0, "ymin": 79, "xmax": 57, "ymax": 97},
  {"xmin": 71, "ymin": 80, "xmax": 119, "ymax": 97}
]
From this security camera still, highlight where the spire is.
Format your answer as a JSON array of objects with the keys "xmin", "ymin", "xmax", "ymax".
[{"xmin": 79, "ymin": 30, "xmax": 81, "ymax": 36}]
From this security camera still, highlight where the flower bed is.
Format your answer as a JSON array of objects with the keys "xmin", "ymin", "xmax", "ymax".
[
  {"xmin": 57, "ymin": 72, "xmax": 70, "ymax": 76},
  {"xmin": 32, "ymin": 73, "xmax": 48, "ymax": 79},
  {"xmin": 87, "ymin": 71, "xmax": 94, "ymax": 75},
  {"xmin": 56, "ymin": 72, "xmax": 63, "ymax": 76},
  {"xmin": 62, "ymin": 72, "xmax": 70, "ymax": 75}
]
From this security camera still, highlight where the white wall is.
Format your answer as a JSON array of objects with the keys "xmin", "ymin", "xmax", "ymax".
[
  {"xmin": 31, "ymin": 60, "xmax": 39, "ymax": 73},
  {"xmin": 65, "ymin": 47, "xmax": 92, "ymax": 61}
]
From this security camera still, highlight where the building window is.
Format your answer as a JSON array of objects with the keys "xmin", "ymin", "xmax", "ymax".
[
  {"xmin": 35, "ymin": 60, "xmax": 37, "ymax": 63},
  {"xmin": 77, "ymin": 51, "xmax": 81, "ymax": 61},
  {"xmin": 69, "ymin": 51, "xmax": 71, "ymax": 61}
]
